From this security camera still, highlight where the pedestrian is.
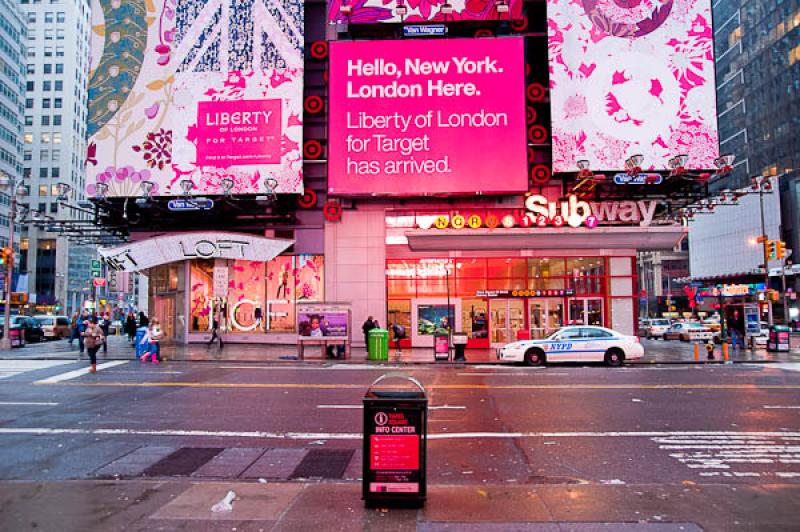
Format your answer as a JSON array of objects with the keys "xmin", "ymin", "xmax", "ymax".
[
  {"xmin": 207, "ymin": 311, "xmax": 224, "ymax": 349},
  {"xmin": 82, "ymin": 316, "xmax": 104, "ymax": 374},
  {"xmin": 138, "ymin": 311, "xmax": 149, "ymax": 328},
  {"xmin": 76, "ymin": 310, "xmax": 89, "ymax": 354},
  {"xmin": 125, "ymin": 312, "xmax": 137, "ymax": 343},
  {"xmin": 99, "ymin": 312, "xmax": 111, "ymax": 354},
  {"xmin": 727, "ymin": 309, "xmax": 745, "ymax": 349},
  {"xmin": 68, "ymin": 312, "xmax": 78, "ymax": 346},
  {"xmin": 362, "ymin": 315, "xmax": 376, "ymax": 348},
  {"xmin": 140, "ymin": 318, "xmax": 164, "ymax": 363}
]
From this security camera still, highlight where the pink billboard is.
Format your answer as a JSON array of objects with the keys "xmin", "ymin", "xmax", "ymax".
[
  {"xmin": 327, "ymin": 0, "xmax": 523, "ymax": 24},
  {"xmin": 547, "ymin": 0, "xmax": 720, "ymax": 172},
  {"xmin": 328, "ymin": 38, "xmax": 528, "ymax": 196}
]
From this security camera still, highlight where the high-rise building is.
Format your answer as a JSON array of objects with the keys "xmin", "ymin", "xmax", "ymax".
[
  {"xmin": 0, "ymin": 0, "xmax": 25, "ymax": 287},
  {"xmin": 19, "ymin": 0, "xmax": 91, "ymax": 313}
]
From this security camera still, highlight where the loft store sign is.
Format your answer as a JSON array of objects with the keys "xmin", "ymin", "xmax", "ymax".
[{"xmin": 98, "ymin": 232, "xmax": 293, "ymax": 273}]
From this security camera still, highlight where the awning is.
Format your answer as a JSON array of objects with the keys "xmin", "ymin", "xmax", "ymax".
[
  {"xmin": 99, "ymin": 232, "xmax": 294, "ymax": 272},
  {"xmin": 404, "ymin": 226, "xmax": 686, "ymax": 252}
]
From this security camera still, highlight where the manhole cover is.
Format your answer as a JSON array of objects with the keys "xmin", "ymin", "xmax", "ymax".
[
  {"xmin": 289, "ymin": 449, "xmax": 354, "ymax": 479},
  {"xmin": 143, "ymin": 447, "xmax": 224, "ymax": 477}
]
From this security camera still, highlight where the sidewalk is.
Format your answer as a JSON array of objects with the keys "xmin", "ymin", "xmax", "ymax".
[
  {"xmin": 2, "ymin": 335, "xmax": 799, "ymax": 365},
  {"xmin": 0, "ymin": 479, "xmax": 797, "ymax": 531}
]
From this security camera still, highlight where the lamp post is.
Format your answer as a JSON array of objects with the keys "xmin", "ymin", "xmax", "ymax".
[
  {"xmin": 756, "ymin": 179, "xmax": 773, "ymax": 326},
  {"xmin": 0, "ymin": 174, "xmax": 26, "ymax": 350}
]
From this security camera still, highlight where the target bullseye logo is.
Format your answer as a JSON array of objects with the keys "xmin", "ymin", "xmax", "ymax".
[
  {"xmin": 310, "ymin": 41, "xmax": 328, "ymax": 60},
  {"xmin": 298, "ymin": 188, "xmax": 317, "ymax": 209},
  {"xmin": 304, "ymin": 95, "xmax": 324, "ymax": 114},
  {"xmin": 323, "ymin": 199, "xmax": 342, "ymax": 222}
]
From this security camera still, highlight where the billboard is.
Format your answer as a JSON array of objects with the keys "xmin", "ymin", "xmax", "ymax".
[
  {"xmin": 547, "ymin": 0, "xmax": 719, "ymax": 172},
  {"xmin": 327, "ymin": 0, "xmax": 523, "ymax": 24},
  {"xmin": 328, "ymin": 38, "xmax": 528, "ymax": 196},
  {"xmin": 86, "ymin": 0, "xmax": 304, "ymax": 197}
]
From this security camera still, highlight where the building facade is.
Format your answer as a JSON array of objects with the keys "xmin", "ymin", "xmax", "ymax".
[
  {"xmin": 0, "ymin": 0, "xmax": 25, "ymax": 298},
  {"xmin": 19, "ymin": 0, "xmax": 91, "ymax": 313}
]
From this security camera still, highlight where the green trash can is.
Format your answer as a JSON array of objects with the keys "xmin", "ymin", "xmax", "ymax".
[{"xmin": 368, "ymin": 329, "xmax": 389, "ymax": 361}]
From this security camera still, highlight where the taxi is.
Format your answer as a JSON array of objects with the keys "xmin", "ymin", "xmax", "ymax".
[{"xmin": 497, "ymin": 325, "xmax": 644, "ymax": 367}]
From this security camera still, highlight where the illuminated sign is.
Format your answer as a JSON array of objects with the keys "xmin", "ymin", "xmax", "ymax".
[
  {"xmin": 613, "ymin": 173, "xmax": 663, "ymax": 185},
  {"xmin": 476, "ymin": 289, "xmax": 575, "ymax": 298},
  {"xmin": 329, "ymin": 0, "xmax": 523, "ymax": 25}
]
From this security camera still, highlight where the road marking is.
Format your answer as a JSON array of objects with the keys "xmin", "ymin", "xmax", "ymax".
[
  {"xmin": 0, "ymin": 402, "xmax": 59, "ymax": 406},
  {"xmin": 38, "ymin": 381, "xmax": 800, "ymax": 391},
  {"xmin": 317, "ymin": 404, "xmax": 466, "ymax": 410},
  {"xmin": 745, "ymin": 363, "xmax": 800, "ymax": 372},
  {"xmin": 457, "ymin": 372, "xmax": 570, "ymax": 376},
  {"xmin": 34, "ymin": 361, "xmax": 129, "ymax": 384},
  {"xmin": 0, "ymin": 360, "xmax": 72, "ymax": 380},
  {"xmin": 0, "ymin": 428, "xmax": 796, "ymax": 441},
  {"xmin": 764, "ymin": 406, "xmax": 800, "ymax": 409},
  {"xmin": 219, "ymin": 364, "xmax": 404, "ymax": 371}
]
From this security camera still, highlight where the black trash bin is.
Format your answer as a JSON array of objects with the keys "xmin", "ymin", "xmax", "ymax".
[
  {"xmin": 363, "ymin": 374, "xmax": 427, "ymax": 508},
  {"xmin": 452, "ymin": 333, "xmax": 468, "ymax": 361}
]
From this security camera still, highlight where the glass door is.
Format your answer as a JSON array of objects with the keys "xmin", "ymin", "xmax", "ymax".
[
  {"xmin": 490, "ymin": 299, "xmax": 525, "ymax": 347},
  {"xmin": 568, "ymin": 298, "xmax": 605, "ymax": 327},
  {"xmin": 530, "ymin": 298, "xmax": 564, "ymax": 338}
]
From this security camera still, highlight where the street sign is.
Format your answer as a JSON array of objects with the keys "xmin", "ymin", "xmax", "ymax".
[
  {"xmin": 91, "ymin": 260, "xmax": 102, "ymax": 270},
  {"xmin": 167, "ymin": 198, "xmax": 215, "ymax": 211},
  {"xmin": 91, "ymin": 270, "xmax": 101, "ymax": 278},
  {"xmin": 93, "ymin": 278, "xmax": 106, "ymax": 287}
]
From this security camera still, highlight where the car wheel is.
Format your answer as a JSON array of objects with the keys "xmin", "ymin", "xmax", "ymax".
[
  {"xmin": 524, "ymin": 348, "xmax": 546, "ymax": 367},
  {"xmin": 605, "ymin": 348, "xmax": 625, "ymax": 367}
]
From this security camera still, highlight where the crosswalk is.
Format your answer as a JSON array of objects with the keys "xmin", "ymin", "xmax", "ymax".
[{"xmin": 0, "ymin": 360, "xmax": 72, "ymax": 380}]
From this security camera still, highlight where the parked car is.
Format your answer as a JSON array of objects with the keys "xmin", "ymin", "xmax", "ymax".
[
  {"xmin": 0, "ymin": 316, "xmax": 44, "ymax": 344},
  {"xmin": 663, "ymin": 321, "xmax": 713, "ymax": 342},
  {"xmin": 497, "ymin": 325, "xmax": 644, "ymax": 367},
  {"xmin": 33, "ymin": 315, "xmax": 70, "ymax": 340},
  {"xmin": 747, "ymin": 321, "xmax": 770, "ymax": 348},
  {"xmin": 0, "ymin": 319, "xmax": 25, "ymax": 347},
  {"xmin": 644, "ymin": 318, "xmax": 671, "ymax": 339}
]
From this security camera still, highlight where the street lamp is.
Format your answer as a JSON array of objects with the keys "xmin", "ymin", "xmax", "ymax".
[{"xmin": 0, "ymin": 172, "xmax": 27, "ymax": 349}]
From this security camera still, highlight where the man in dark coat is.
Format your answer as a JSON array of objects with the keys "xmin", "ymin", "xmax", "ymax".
[{"xmin": 362, "ymin": 316, "xmax": 377, "ymax": 348}]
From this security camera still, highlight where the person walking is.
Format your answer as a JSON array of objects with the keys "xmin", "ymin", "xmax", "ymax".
[
  {"xmin": 140, "ymin": 318, "xmax": 164, "ymax": 363},
  {"xmin": 82, "ymin": 317, "xmax": 105, "ymax": 374},
  {"xmin": 76, "ymin": 310, "xmax": 89, "ymax": 355},
  {"xmin": 362, "ymin": 316, "xmax": 377, "ymax": 348},
  {"xmin": 727, "ymin": 309, "xmax": 745, "ymax": 349},
  {"xmin": 99, "ymin": 313, "xmax": 112, "ymax": 355},
  {"xmin": 138, "ymin": 311, "xmax": 149, "ymax": 328},
  {"xmin": 125, "ymin": 312, "xmax": 137, "ymax": 343},
  {"xmin": 68, "ymin": 312, "xmax": 79, "ymax": 346},
  {"xmin": 207, "ymin": 311, "xmax": 224, "ymax": 349}
]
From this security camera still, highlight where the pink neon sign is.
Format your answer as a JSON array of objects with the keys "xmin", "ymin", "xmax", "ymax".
[{"xmin": 328, "ymin": 38, "xmax": 528, "ymax": 196}]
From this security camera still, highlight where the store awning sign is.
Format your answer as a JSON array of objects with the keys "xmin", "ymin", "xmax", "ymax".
[
  {"xmin": 99, "ymin": 232, "xmax": 294, "ymax": 272},
  {"xmin": 476, "ymin": 289, "xmax": 575, "ymax": 298}
]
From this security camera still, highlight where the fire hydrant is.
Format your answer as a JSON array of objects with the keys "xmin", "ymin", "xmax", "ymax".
[{"xmin": 705, "ymin": 341, "xmax": 715, "ymax": 360}]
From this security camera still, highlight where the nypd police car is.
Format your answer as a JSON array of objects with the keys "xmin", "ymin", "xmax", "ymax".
[{"xmin": 497, "ymin": 325, "xmax": 644, "ymax": 367}]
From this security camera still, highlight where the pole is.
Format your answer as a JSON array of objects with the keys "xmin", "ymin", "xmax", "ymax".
[
  {"xmin": 782, "ymin": 261, "xmax": 789, "ymax": 324},
  {"xmin": 1, "ymin": 192, "xmax": 15, "ymax": 350},
  {"xmin": 759, "ymin": 186, "xmax": 773, "ymax": 325}
]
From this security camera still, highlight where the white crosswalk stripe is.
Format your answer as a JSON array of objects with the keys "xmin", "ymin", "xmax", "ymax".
[{"xmin": 0, "ymin": 360, "xmax": 72, "ymax": 380}]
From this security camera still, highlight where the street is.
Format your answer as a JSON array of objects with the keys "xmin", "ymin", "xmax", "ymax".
[{"xmin": 0, "ymin": 353, "xmax": 798, "ymax": 530}]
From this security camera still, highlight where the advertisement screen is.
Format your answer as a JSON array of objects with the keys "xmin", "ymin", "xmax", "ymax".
[
  {"xmin": 328, "ymin": 38, "xmax": 528, "ymax": 196},
  {"xmin": 86, "ymin": 0, "xmax": 304, "ymax": 197},
  {"xmin": 327, "ymin": 0, "xmax": 523, "ymax": 24},
  {"xmin": 298, "ymin": 311, "xmax": 349, "ymax": 338},
  {"xmin": 417, "ymin": 304, "xmax": 454, "ymax": 336},
  {"xmin": 548, "ymin": 0, "xmax": 719, "ymax": 172}
]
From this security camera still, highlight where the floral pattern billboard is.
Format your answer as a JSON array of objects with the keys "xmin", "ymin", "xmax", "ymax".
[
  {"xmin": 548, "ymin": 0, "xmax": 719, "ymax": 172},
  {"xmin": 327, "ymin": 0, "xmax": 523, "ymax": 24},
  {"xmin": 87, "ymin": 0, "xmax": 304, "ymax": 197}
]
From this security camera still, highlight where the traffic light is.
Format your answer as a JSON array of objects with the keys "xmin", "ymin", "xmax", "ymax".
[
  {"xmin": 0, "ymin": 247, "xmax": 12, "ymax": 267},
  {"xmin": 776, "ymin": 240, "xmax": 787, "ymax": 260},
  {"xmin": 766, "ymin": 240, "xmax": 778, "ymax": 260}
]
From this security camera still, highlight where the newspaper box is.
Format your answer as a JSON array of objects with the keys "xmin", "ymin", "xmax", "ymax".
[
  {"xmin": 767, "ymin": 324, "xmax": 791, "ymax": 352},
  {"xmin": 363, "ymin": 374, "xmax": 427, "ymax": 508}
]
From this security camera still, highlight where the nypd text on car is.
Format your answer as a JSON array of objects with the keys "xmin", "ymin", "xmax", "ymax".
[{"xmin": 497, "ymin": 326, "xmax": 644, "ymax": 366}]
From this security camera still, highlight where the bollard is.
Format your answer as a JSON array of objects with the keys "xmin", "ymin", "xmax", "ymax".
[
  {"xmin": 694, "ymin": 343, "xmax": 700, "ymax": 361},
  {"xmin": 705, "ymin": 341, "xmax": 715, "ymax": 360},
  {"xmin": 722, "ymin": 342, "xmax": 729, "ymax": 362}
]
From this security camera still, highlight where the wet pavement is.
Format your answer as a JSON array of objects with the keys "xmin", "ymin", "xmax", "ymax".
[{"xmin": 0, "ymin": 357, "xmax": 798, "ymax": 529}]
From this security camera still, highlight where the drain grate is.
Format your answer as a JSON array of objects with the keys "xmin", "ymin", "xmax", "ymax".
[
  {"xmin": 143, "ymin": 447, "xmax": 224, "ymax": 477},
  {"xmin": 289, "ymin": 449, "xmax": 354, "ymax": 479}
]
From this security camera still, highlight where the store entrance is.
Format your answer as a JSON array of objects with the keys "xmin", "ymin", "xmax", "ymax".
[
  {"xmin": 490, "ymin": 299, "xmax": 525, "ymax": 347},
  {"xmin": 529, "ymin": 298, "xmax": 564, "ymax": 339},
  {"xmin": 568, "ymin": 297, "xmax": 604, "ymax": 326}
]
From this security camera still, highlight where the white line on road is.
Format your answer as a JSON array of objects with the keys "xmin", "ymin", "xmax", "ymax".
[
  {"xmin": 0, "ymin": 428, "xmax": 797, "ymax": 441},
  {"xmin": 764, "ymin": 406, "xmax": 800, "ymax": 409},
  {"xmin": 34, "ymin": 361, "xmax": 129, "ymax": 384},
  {"xmin": 317, "ymin": 404, "xmax": 466, "ymax": 410},
  {"xmin": 0, "ymin": 402, "xmax": 59, "ymax": 406}
]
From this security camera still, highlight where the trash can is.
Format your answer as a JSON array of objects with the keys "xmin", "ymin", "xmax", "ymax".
[
  {"xmin": 433, "ymin": 333, "xmax": 449, "ymax": 361},
  {"xmin": 368, "ymin": 328, "xmax": 389, "ymax": 361},
  {"xmin": 452, "ymin": 333, "xmax": 468, "ymax": 362},
  {"xmin": 767, "ymin": 324, "xmax": 791, "ymax": 352},
  {"xmin": 363, "ymin": 373, "xmax": 427, "ymax": 508},
  {"xmin": 135, "ymin": 326, "xmax": 149, "ymax": 359}
]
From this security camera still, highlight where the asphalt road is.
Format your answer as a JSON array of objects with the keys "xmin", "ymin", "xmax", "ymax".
[{"xmin": 0, "ymin": 357, "xmax": 798, "ymax": 531}]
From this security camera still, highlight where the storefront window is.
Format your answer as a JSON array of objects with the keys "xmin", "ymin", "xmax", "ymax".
[
  {"xmin": 462, "ymin": 298, "xmax": 488, "ymax": 339},
  {"xmin": 189, "ymin": 260, "xmax": 213, "ymax": 332},
  {"xmin": 388, "ymin": 300, "xmax": 411, "ymax": 342},
  {"xmin": 529, "ymin": 277, "xmax": 565, "ymax": 291},
  {"xmin": 456, "ymin": 277, "xmax": 486, "ymax": 297},
  {"xmin": 529, "ymin": 258, "xmax": 566, "ymax": 278},
  {"xmin": 487, "ymin": 258, "xmax": 527, "ymax": 278},
  {"xmin": 567, "ymin": 257, "xmax": 605, "ymax": 277},
  {"xmin": 487, "ymin": 278, "xmax": 527, "ymax": 290},
  {"xmin": 455, "ymin": 258, "xmax": 486, "ymax": 278}
]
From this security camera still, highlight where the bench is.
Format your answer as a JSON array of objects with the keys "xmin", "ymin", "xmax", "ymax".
[{"xmin": 297, "ymin": 337, "xmax": 350, "ymax": 360}]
